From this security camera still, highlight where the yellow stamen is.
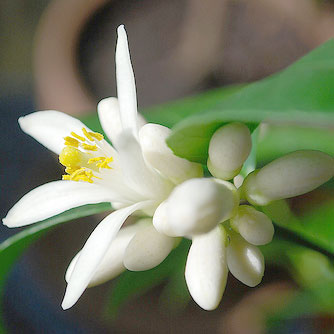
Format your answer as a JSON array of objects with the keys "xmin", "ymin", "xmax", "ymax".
[
  {"xmin": 81, "ymin": 143, "xmax": 98, "ymax": 151},
  {"xmin": 59, "ymin": 146, "xmax": 83, "ymax": 168},
  {"xmin": 88, "ymin": 156, "xmax": 113, "ymax": 169},
  {"xmin": 88, "ymin": 131, "xmax": 104, "ymax": 141},
  {"xmin": 64, "ymin": 136, "xmax": 79, "ymax": 147},
  {"xmin": 82, "ymin": 127, "xmax": 94, "ymax": 141},
  {"xmin": 71, "ymin": 132, "xmax": 86, "ymax": 142},
  {"xmin": 62, "ymin": 167, "xmax": 98, "ymax": 183}
]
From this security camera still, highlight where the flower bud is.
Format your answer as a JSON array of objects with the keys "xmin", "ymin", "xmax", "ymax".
[
  {"xmin": 123, "ymin": 224, "xmax": 178, "ymax": 271},
  {"xmin": 208, "ymin": 123, "xmax": 252, "ymax": 180},
  {"xmin": 243, "ymin": 150, "xmax": 334, "ymax": 205},
  {"xmin": 139, "ymin": 123, "xmax": 203, "ymax": 184},
  {"xmin": 153, "ymin": 201, "xmax": 179, "ymax": 237},
  {"xmin": 185, "ymin": 226, "xmax": 228, "ymax": 310},
  {"xmin": 166, "ymin": 178, "xmax": 239, "ymax": 236},
  {"xmin": 230, "ymin": 205, "xmax": 274, "ymax": 245},
  {"xmin": 227, "ymin": 232, "xmax": 264, "ymax": 287}
]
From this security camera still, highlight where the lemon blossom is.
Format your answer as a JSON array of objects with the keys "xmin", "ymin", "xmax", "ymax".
[
  {"xmin": 3, "ymin": 23, "xmax": 334, "ymax": 314},
  {"xmin": 2, "ymin": 25, "xmax": 204, "ymax": 310}
]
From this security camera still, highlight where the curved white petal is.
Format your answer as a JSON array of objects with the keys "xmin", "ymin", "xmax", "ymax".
[
  {"xmin": 139, "ymin": 123, "xmax": 203, "ymax": 184},
  {"xmin": 3, "ymin": 181, "xmax": 118, "ymax": 228},
  {"xmin": 123, "ymin": 224, "xmax": 176, "ymax": 271},
  {"xmin": 114, "ymin": 130, "xmax": 173, "ymax": 200},
  {"xmin": 116, "ymin": 25, "xmax": 138, "ymax": 135},
  {"xmin": 97, "ymin": 97, "xmax": 122, "ymax": 144},
  {"xmin": 61, "ymin": 201, "xmax": 152, "ymax": 310},
  {"xmin": 18, "ymin": 110, "xmax": 91, "ymax": 155},
  {"xmin": 227, "ymin": 233, "xmax": 264, "ymax": 287},
  {"xmin": 97, "ymin": 97, "xmax": 147, "ymax": 145},
  {"xmin": 185, "ymin": 226, "xmax": 228, "ymax": 311},
  {"xmin": 65, "ymin": 220, "xmax": 150, "ymax": 287}
]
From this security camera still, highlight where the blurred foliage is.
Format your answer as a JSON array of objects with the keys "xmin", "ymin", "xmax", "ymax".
[
  {"xmin": 0, "ymin": 203, "xmax": 111, "ymax": 332},
  {"xmin": 167, "ymin": 39, "xmax": 334, "ymax": 163}
]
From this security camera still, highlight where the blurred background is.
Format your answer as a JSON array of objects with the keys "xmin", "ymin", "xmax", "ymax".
[{"xmin": 1, "ymin": 0, "xmax": 334, "ymax": 333}]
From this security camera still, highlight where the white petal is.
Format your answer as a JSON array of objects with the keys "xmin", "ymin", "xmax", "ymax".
[
  {"xmin": 18, "ymin": 110, "xmax": 90, "ymax": 155},
  {"xmin": 61, "ymin": 201, "xmax": 152, "ymax": 310},
  {"xmin": 139, "ymin": 123, "xmax": 203, "ymax": 184},
  {"xmin": 123, "ymin": 224, "xmax": 177, "ymax": 271},
  {"xmin": 208, "ymin": 123, "xmax": 252, "ymax": 180},
  {"xmin": 97, "ymin": 97, "xmax": 147, "ymax": 145},
  {"xmin": 167, "ymin": 178, "xmax": 239, "ymax": 236},
  {"xmin": 227, "ymin": 233, "xmax": 264, "ymax": 287},
  {"xmin": 116, "ymin": 25, "xmax": 138, "ymax": 135},
  {"xmin": 3, "ymin": 181, "xmax": 118, "ymax": 228},
  {"xmin": 114, "ymin": 130, "xmax": 173, "ymax": 200},
  {"xmin": 243, "ymin": 150, "xmax": 334, "ymax": 206},
  {"xmin": 230, "ymin": 205, "xmax": 274, "ymax": 245},
  {"xmin": 185, "ymin": 226, "xmax": 228, "ymax": 311},
  {"xmin": 65, "ymin": 220, "xmax": 150, "ymax": 287},
  {"xmin": 97, "ymin": 97, "xmax": 122, "ymax": 144}
]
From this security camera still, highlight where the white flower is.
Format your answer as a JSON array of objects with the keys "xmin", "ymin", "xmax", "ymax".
[
  {"xmin": 2, "ymin": 25, "xmax": 202, "ymax": 310},
  {"xmin": 4, "ymin": 23, "xmax": 334, "ymax": 314}
]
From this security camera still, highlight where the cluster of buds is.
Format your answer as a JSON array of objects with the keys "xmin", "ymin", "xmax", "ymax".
[{"xmin": 148, "ymin": 122, "xmax": 334, "ymax": 310}]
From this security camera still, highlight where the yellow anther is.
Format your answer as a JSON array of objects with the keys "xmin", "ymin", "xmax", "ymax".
[
  {"xmin": 88, "ymin": 156, "xmax": 113, "ymax": 169},
  {"xmin": 71, "ymin": 132, "xmax": 86, "ymax": 142},
  {"xmin": 82, "ymin": 128, "xmax": 94, "ymax": 141},
  {"xmin": 88, "ymin": 157, "xmax": 104, "ymax": 164},
  {"xmin": 88, "ymin": 131, "xmax": 104, "ymax": 141},
  {"xmin": 65, "ymin": 166, "xmax": 79, "ymax": 174},
  {"xmin": 81, "ymin": 143, "xmax": 98, "ymax": 151},
  {"xmin": 64, "ymin": 136, "xmax": 79, "ymax": 147},
  {"xmin": 59, "ymin": 146, "xmax": 83, "ymax": 168},
  {"xmin": 63, "ymin": 167, "xmax": 97, "ymax": 183}
]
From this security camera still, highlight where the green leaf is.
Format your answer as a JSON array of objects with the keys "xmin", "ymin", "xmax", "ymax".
[
  {"xmin": 106, "ymin": 238, "xmax": 191, "ymax": 319},
  {"xmin": 167, "ymin": 40, "xmax": 334, "ymax": 163},
  {"xmin": 256, "ymin": 124, "xmax": 334, "ymax": 165},
  {"xmin": 263, "ymin": 200, "xmax": 334, "ymax": 254},
  {"xmin": 81, "ymin": 85, "xmax": 242, "ymax": 132},
  {"xmin": 0, "ymin": 203, "xmax": 111, "ymax": 332}
]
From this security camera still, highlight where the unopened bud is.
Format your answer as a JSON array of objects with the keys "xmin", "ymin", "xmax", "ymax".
[
  {"xmin": 208, "ymin": 123, "xmax": 252, "ymax": 180},
  {"xmin": 123, "ymin": 224, "xmax": 177, "ymax": 271},
  {"xmin": 185, "ymin": 226, "xmax": 228, "ymax": 310},
  {"xmin": 166, "ymin": 178, "xmax": 239, "ymax": 236},
  {"xmin": 243, "ymin": 150, "xmax": 334, "ymax": 205},
  {"xmin": 227, "ymin": 232, "xmax": 264, "ymax": 287},
  {"xmin": 230, "ymin": 205, "xmax": 274, "ymax": 245}
]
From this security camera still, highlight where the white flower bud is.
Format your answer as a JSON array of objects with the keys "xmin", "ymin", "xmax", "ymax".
[
  {"xmin": 139, "ymin": 123, "xmax": 203, "ymax": 184},
  {"xmin": 166, "ymin": 178, "xmax": 239, "ymax": 236},
  {"xmin": 153, "ymin": 200, "xmax": 179, "ymax": 237},
  {"xmin": 123, "ymin": 224, "xmax": 178, "ymax": 271},
  {"xmin": 185, "ymin": 226, "xmax": 228, "ymax": 311},
  {"xmin": 243, "ymin": 150, "xmax": 334, "ymax": 206},
  {"xmin": 227, "ymin": 233, "xmax": 264, "ymax": 287},
  {"xmin": 230, "ymin": 205, "xmax": 274, "ymax": 245},
  {"xmin": 208, "ymin": 123, "xmax": 252, "ymax": 180}
]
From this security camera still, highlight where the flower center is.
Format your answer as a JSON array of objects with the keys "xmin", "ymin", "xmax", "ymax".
[{"xmin": 59, "ymin": 128, "xmax": 113, "ymax": 183}]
